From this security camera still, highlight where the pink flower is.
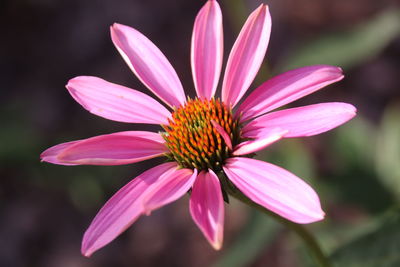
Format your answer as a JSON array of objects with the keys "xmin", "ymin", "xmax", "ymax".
[{"xmin": 41, "ymin": 0, "xmax": 356, "ymax": 257}]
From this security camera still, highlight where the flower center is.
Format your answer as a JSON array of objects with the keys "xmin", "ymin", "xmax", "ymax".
[{"xmin": 163, "ymin": 98, "xmax": 241, "ymax": 171}]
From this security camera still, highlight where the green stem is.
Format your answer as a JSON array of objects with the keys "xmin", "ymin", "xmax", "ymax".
[{"xmin": 224, "ymin": 180, "xmax": 331, "ymax": 267}]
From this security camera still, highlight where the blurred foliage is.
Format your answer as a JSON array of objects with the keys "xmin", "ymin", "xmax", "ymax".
[
  {"xmin": 279, "ymin": 9, "xmax": 400, "ymax": 71},
  {"xmin": 213, "ymin": 208, "xmax": 279, "ymax": 267},
  {"xmin": 0, "ymin": 103, "xmax": 40, "ymax": 163},
  {"xmin": 375, "ymin": 103, "xmax": 400, "ymax": 201},
  {"xmin": 260, "ymin": 140, "xmax": 316, "ymax": 183},
  {"xmin": 327, "ymin": 118, "xmax": 394, "ymax": 213},
  {"xmin": 330, "ymin": 207, "xmax": 400, "ymax": 267}
]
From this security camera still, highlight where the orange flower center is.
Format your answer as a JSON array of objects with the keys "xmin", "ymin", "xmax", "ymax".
[{"xmin": 163, "ymin": 98, "xmax": 242, "ymax": 171}]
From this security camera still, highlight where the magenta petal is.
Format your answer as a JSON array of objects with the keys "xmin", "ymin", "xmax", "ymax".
[
  {"xmin": 190, "ymin": 170, "xmax": 224, "ymax": 250},
  {"xmin": 191, "ymin": 0, "xmax": 223, "ymax": 99},
  {"xmin": 221, "ymin": 4, "xmax": 271, "ymax": 108},
  {"xmin": 81, "ymin": 162, "xmax": 178, "ymax": 257},
  {"xmin": 111, "ymin": 23, "xmax": 186, "ymax": 108},
  {"xmin": 224, "ymin": 158, "xmax": 325, "ymax": 224},
  {"xmin": 233, "ymin": 128, "xmax": 287, "ymax": 156},
  {"xmin": 57, "ymin": 131, "xmax": 167, "ymax": 165},
  {"xmin": 66, "ymin": 76, "xmax": 171, "ymax": 125},
  {"xmin": 243, "ymin": 102, "xmax": 357, "ymax": 138},
  {"xmin": 40, "ymin": 140, "xmax": 80, "ymax": 165},
  {"xmin": 238, "ymin": 65, "xmax": 344, "ymax": 121},
  {"xmin": 142, "ymin": 168, "xmax": 197, "ymax": 213}
]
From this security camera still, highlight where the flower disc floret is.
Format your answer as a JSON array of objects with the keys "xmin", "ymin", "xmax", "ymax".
[{"xmin": 163, "ymin": 98, "xmax": 241, "ymax": 171}]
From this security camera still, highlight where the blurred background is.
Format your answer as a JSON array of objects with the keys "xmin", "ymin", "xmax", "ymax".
[{"xmin": 1, "ymin": 0, "xmax": 400, "ymax": 266}]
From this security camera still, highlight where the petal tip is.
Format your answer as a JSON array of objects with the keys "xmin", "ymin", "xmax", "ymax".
[
  {"xmin": 349, "ymin": 104, "xmax": 357, "ymax": 115},
  {"xmin": 211, "ymin": 240, "xmax": 223, "ymax": 250},
  {"xmin": 111, "ymin": 22, "xmax": 122, "ymax": 30},
  {"xmin": 253, "ymin": 4, "xmax": 268, "ymax": 21},
  {"xmin": 65, "ymin": 76, "xmax": 86, "ymax": 94},
  {"xmin": 39, "ymin": 154, "xmax": 49, "ymax": 163},
  {"xmin": 300, "ymin": 208, "xmax": 325, "ymax": 224},
  {"xmin": 330, "ymin": 66, "xmax": 345, "ymax": 80},
  {"xmin": 110, "ymin": 23, "xmax": 129, "ymax": 41},
  {"xmin": 142, "ymin": 204, "xmax": 153, "ymax": 216},
  {"xmin": 341, "ymin": 103, "xmax": 358, "ymax": 119},
  {"xmin": 65, "ymin": 77, "xmax": 79, "ymax": 88},
  {"xmin": 81, "ymin": 239, "xmax": 94, "ymax": 258},
  {"xmin": 337, "ymin": 73, "xmax": 345, "ymax": 81},
  {"xmin": 81, "ymin": 249, "xmax": 93, "ymax": 258},
  {"xmin": 110, "ymin": 24, "xmax": 118, "ymax": 37},
  {"xmin": 311, "ymin": 211, "xmax": 326, "ymax": 223},
  {"xmin": 81, "ymin": 245, "xmax": 95, "ymax": 258},
  {"xmin": 258, "ymin": 3, "xmax": 270, "ymax": 15},
  {"xmin": 256, "ymin": 3, "xmax": 265, "ymax": 9}
]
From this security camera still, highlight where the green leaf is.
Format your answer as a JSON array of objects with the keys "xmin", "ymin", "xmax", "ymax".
[
  {"xmin": 330, "ymin": 207, "xmax": 400, "ymax": 267},
  {"xmin": 279, "ymin": 9, "xmax": 400, "ymax": 71},
  {"xmin": 375, "ymin": 103, "xmax": 400, "ymax": 201}
]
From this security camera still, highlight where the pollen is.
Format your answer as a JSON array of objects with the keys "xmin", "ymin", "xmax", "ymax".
[{"xmin": 163, "ymin": 98, "xmax": 242, "ymax": 171}]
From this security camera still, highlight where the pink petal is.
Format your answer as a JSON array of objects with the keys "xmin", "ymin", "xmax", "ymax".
[
  {"xmin": 82, "ymin": 162, "xmax": 178, "ymax": 257},
  {"xmin": 191, "ymin": 0, "xmax": 223, "ymax": 99},
  {"xmin": 243, "ymin": 102, "xmax": 357, "ymax": 138},
  {"xmin": 41, "ymin": 140, "xmax": 80, "ymax": 165},
  {"xmin": 224, "ymin": 157, "xmax": 325, "ymax": 224},
  {"xmin": 142, "ymin": 168, "xmax": 197, "ymax": 213},
  {"xmin": 238, "ymin": 65, "xmax": 344, "ymax": 121},
  {"xmin": 211, "ymin": 120, "xmax": 232, "ymax": 150},
  {"xmin": 189, "ymin": 170, "xmax": 224, "ymax": 250},
  {"xmin": 221, "ymin": 4, "xmax": 271, "ymax": 108},
  {"xmin": 233, "ymin": 128, "xmax": 288, "ymax": 156},
  {"xmin": 57, "ymin": 131, "xmax": 167, "ymax": 165},
  {"xmin": 66, "ymin": 76, "xmax": 171, "ymax": 125},
  {"xmin": 111, "ymin": 23, "xmax": 186, "ymax": 108}
]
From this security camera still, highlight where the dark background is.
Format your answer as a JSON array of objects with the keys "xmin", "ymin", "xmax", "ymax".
[{"xmin": 1, "ymin": 0, "xmax": 400, "ymax": 266}]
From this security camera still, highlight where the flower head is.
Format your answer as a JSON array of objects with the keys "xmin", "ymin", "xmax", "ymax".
[{"xmin": 41, "ymin": 0, "xmax": 356, "ymax": 257}]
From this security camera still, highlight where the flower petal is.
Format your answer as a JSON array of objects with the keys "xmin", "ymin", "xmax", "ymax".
[
  {"xmin": 211, "ymin": 120, "xmax": 232, "ymax": 150},
  {"xmin": 111, "ymin": 23, "xmax": 186, "ymax": 108},
  {"xmin": 221, "ymin": 4, "xmax": 271, "ymax": 108},
  {"xmin": 81, "ymin": 162, "xmax": 178, "ymax": 257},
  {"xmin": 243, "ymin": 102, "xmax": 357, "ymax": 138},
  {"xmin": 57, "ymin": 131, "xmax": 167, "ymax": 165},
  {"xmin": 40, "ymin": 140, "xmax": 80, "ymax": 165},
  {"xmin": 233, "ymin": 128, "xmax": 287, "ymax": 156},
  {"xmin": 191, "ymin": 0, "xmax": 223, "ymax": 99},
  {"xmin": 238, "ymin": 65, "xmax": 344, "ymax": 121},
  {"xmin": 190, "ymin": 170, "xmax": 224, "ymax": 250},
  {"xmin": 224, "ymin": 157, "xmax": 325, "ymax": 224},
  {"xmin": 66, "ymin": 76, "xmax": 171, "ymax": 125},
  {"xmin": 142, "ymin": 168, "xmax": 197, "ymax": 213}
]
